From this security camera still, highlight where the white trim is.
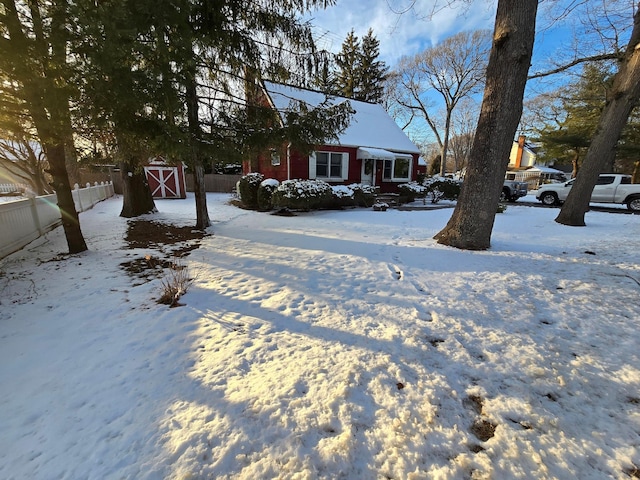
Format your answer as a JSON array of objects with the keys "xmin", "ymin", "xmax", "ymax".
[
  {"xmin": 310, "ymin": 150, "xmax": 349, "ymax": 181},
  {"xmin": 357, "ymin": 147, "xmax": 396, "ymax": 161},
  {"xmin": 309, "ymin": 152, "xmax": 317, "ymax": 179}
]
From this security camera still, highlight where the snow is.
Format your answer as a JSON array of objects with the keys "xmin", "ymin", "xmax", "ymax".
[
  {"xmin": 263, "ymin": 81, "xmax": 421, "ymax": 155},
  {"xmin": 1, "ymin": 193, "xmax": 639, "ymax": 479}
]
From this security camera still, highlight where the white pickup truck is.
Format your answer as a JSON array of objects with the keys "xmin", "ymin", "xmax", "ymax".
[{"xmin": 536, "ymin": 173, "xmax": 640, "ymax": 212}]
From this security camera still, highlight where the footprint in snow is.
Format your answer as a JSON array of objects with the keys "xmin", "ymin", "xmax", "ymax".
[{"xmin": 388, "ymin": 264, "xmax": 403, "ymax": 280}]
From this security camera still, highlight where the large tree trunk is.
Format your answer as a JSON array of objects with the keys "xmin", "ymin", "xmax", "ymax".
[
  {"xmin": 119, "ymin": 159, "xmax": 157, "ymax": 218},
  {"xmin": 47, "ymin": 142, "xmax": 87, "ymax": 253},
  {"xmin": 434, "ymin": 0, "xmax": 538, "ymax": 250},
  {"xmin": 3, "ymin": 0, "xmax": 88, "ymax": 254},
  {"xmin": 556, "ymin": 8, "xmax": 640, "ymax": 226}
]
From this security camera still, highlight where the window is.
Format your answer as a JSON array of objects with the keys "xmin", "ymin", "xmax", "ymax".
[
  {"xmin": 596, "ymin": 175, "xmax": 616, "ymax": 185},
  {"xmin": 394, "ymin": 158, "xmax": 410, "ymax": 179},
  {"xmin": 311, "ymin": 151, "xmax": 348, "ymax": 180},
  {"xmin": 383, "ymin": 156, "xmax": 411, "ymax": 181},
  {"xmin": 270, "ymin": 150, "xmax": 281, "ymax": 166},
  {"xmin": 383, "ymin": 160, "xmax": 393, "ymax": 180}
]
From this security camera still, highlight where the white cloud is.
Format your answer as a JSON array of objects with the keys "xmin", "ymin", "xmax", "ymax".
[{"xmin": 305, "ymin": 0, "xmax": 497, "ymax": 67}]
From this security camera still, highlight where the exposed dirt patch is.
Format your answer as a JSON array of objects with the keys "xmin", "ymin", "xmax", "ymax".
[
  {"xmin": 120, "ymin": 220, "xmax": 209, "ymax": 283},
  {"xmin": 470, "ymin": 419, "xmax": 496, "ymax": 442},
  {"xmin": 124, "ymin": 220, "xmax": 209, "ymax": 251},
  {"xmin": 463, "ymin": 395, "xmax": 484, "ymax": 415}
]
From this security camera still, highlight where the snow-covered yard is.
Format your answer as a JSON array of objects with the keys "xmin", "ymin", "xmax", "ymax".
[{"xmin": 1, "ymin": 193, "xmax": 639, "ymax": 479}]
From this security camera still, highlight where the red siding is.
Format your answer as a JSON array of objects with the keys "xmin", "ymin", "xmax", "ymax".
[{"xmin": 246, "ymin": 146, "xmax": 421, "ymax": 194}]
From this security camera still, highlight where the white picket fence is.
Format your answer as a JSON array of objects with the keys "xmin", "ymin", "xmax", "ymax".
[
  {"xmin": 0, "ymin": 182, "xmax": 115, "ymax": 259},
  {"xmin": 0, "ymin": 183, "xmax": 28, "ymax": 194}
]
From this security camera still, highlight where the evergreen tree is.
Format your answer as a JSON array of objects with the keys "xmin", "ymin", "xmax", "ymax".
[
  {"xmin": 335, "ymin": 29, "xmax": 388, "ymax": 103},
  {"xmin": 0, "ymin": 0, "xmax": 88, "ymax": 253},
  {"xmin": 358, "ymin": 29, "xmax": 388, "ymax": 103},
  {"xmin": 535, "ymin": 63, "xmax": 640, "ymax": 179},
  {"xmin": 335, "ymin": 30, "xmax": 361, "ymax": 99},
  {"xmin": 312, "ymin": 52, "xmax": 338, "ymax": 95}
]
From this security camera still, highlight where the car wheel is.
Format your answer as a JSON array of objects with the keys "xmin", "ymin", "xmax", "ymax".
[
  {"xmin": 540, "ymin": 192, "xmax": 558, "ymax": 206},
  {"xmin": 627, "ymin": 196, "xmax": 640, "ymax": 212},
  {"xmin": 509, "ymin": 196, "xmax": 518, "ymax": 203},
  {"xmin": 499, "ymin": 189, "xmax": 509, "ymax": 202}
]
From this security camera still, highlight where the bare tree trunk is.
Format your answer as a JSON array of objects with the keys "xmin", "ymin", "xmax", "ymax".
[
  {"xmin": 434, "ymin": 0, "xmax": 538, "ymax": 250},
  {"xmin": 119, "ymin": 159, "xmax": 156, "ymax": 218},
  {"xmin": 47, "ymin": 142, "xmax": 88, "ymax": 253},
  {"xmin": 556, "ymin": 8, "xmax": 640, "ymax": 226},
  {"xmin": 3, "ymin": 0, "xmax": 88, "ymax": 254},
  {"xmin": 186, "ymin": 71, "xmax": 211, "ymax": 229},
  {"xmin": 439, "ymin": 110, "xmax": 453, "ymax": 176},
  {"xmin": 632, "ymin": 160, "xmax": 640, "ymax": 184},
  {"xmin": 570, "ymin": 152, "xmax": 580, "ymax": 178}
]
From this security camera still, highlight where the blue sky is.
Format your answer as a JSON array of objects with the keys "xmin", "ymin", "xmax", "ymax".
[
  {"xmin": 305, "ymin": 0, "xmax": 498, "ymax": 67},
  {"xmin": 303, "ymin": 0, "xmax": 585, "ymax": 81}
]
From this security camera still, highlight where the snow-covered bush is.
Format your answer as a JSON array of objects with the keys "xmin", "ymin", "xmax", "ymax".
[
  {"xmin": 424, "ymin": 177, "xmax": 461, "ymax": 204},
  {"xmin": 257, "ymin": 178, "xmax": 280, "ymax": 211},
  {"xmin": 272, "ymin": 179, "xmax": 333, "ymax": 211},
  {"xmin": 398, "ymin": 182, "xmax": 428, "ymax": 203},
  {"xmin": 347, "ymin": 183, "xmax": 377, "ymax": 207},
  {"xmin": 238, "ymin": 173, "xmax": 264, "ymax": 209}
]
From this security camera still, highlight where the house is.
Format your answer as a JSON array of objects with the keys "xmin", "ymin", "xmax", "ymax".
[
  {"xmin": 506, "ymin": 165, "xmax": 568, "ymax": 189},
  {"xmin": 245, "ymin": 81, "xmax": 422, "ymax": 193},
  {"xmin": 508, "ymin": 135, "xmax": 538, "ymax": 169}
]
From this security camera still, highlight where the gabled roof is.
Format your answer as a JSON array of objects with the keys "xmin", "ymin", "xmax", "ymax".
[{"xmin": 262, "ymin": 81, "xmax": 420, "ymax": 155}]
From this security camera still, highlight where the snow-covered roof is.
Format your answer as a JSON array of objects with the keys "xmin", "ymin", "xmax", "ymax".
[
  {"xmin": 527, "ymin": 165, "xmax": 565, "ymax": 173},
  {"xmin": 263, "ymin": 81, "xmax": 420, "ymax": 155}
]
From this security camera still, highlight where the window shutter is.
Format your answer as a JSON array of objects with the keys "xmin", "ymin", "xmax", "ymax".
[
  {"xmin": 341, "ymin": 152, "xmax": 349, "ymax": 180},
  {"xmin": 309, "ymin": 152, "xmax": 316, "ymax": 179}
]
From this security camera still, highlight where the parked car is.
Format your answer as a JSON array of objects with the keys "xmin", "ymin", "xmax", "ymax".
[
  {"xmin": 501, "ymin": 178, "xmax": 528, "ymax": 202},
  {"xmin": 536, "ymin": 174, "xmax": 640, "ymax": 211}
]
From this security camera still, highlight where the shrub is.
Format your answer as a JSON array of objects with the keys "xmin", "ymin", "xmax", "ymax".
[
  {"xmin": 398, "ymin": 182, "xmax": 427, "ymax": 203},
  {"xmin": 424, "ymin": 177, "xmax": 461, "ymax": 204},
  {"xmin": 238, "ymin": 173, "xmax": 264, "ymax": 209},
  {"xmin": 272, "ymin": 179, "xmax": 333, "ymax": 211},
  {"xmin": 158, "ymin": 260, "xmax": 193, "ymax": 307},
  {"xmin": 327, "ymin": 185, "xmax": 356, "ymax": 209},
  {"xmin": 257, "ymin": 178, "xmax": 280, "ymax": 211},
  {"xmin": 347, "ymin": 183, "xmax": 377, "ymax": 207}
]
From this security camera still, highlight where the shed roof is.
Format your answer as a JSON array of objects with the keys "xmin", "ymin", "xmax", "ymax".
[{"xmin": 263, "ymin": 81, "xmax": 420, "ymax": 155}]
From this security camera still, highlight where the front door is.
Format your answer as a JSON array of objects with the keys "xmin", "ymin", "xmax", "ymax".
[{"xmin": 361, "ymin": 159, "xmax": 375, "ymax": 185}]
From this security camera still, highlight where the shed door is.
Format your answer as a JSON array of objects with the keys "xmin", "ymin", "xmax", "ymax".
[{"xmin": 144, "ymin": 166, "xmax": 182, "ymax": 198}]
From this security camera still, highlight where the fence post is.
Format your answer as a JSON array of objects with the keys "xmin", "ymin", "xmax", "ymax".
[
  {"xmin": 74, "ymin": 183, "xmax": 82, "ymax": 212},
  {"xmin": 26, "ymin": 190, "xmax": 44, "ymax": 236}
]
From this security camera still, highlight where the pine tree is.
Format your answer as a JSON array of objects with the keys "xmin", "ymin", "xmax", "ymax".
[
  {"xmin": 535, "ymin": 64, "xmax": 615, "ymax": 178},
  {"xmin": 335, "ymin": 30, "xmax": 361, "ymax": 99},
  {"xmin": 335, "ymin": 29, "xmax": 388, "ymax": 103},
  {"xmin": 357, "ymin": 29, "xmax": 388, "ymax": 103}
]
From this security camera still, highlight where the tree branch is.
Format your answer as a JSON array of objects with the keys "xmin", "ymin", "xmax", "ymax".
[{"xmin": 528, "ymin": 52, "xmax": 621, "ymax": 79}]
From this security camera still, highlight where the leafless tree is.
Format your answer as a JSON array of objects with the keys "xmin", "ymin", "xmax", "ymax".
[
  {"xmin": 556, "ymin": 6, "xmax": 640, "ymax": 226},
  {"xmin": 434, "ymin": 0, "xmax": 538, "ymax": 249},
  {"xmin": 0, "ymin": 136, "xmax": 51, "ymax": 194},
  {"xmin": 448, "ymin": 97, "xmax": 479, "ymax": 174},
  {"xmin": 391, "ymin": 30, "xmax": 490, "ymax": 176}
]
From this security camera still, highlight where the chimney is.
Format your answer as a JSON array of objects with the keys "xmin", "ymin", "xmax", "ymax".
[{"xmin": 514, "ymin": 135, "xmax": 526, "ymax": 169}]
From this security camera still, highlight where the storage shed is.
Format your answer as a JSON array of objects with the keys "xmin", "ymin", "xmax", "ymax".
[{"xmin": 144, "ymin": 158, "xmax": 187, "ymax": 199}]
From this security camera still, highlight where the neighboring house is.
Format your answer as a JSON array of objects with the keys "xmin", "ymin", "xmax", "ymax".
[
  {"xmin": 246, "ymin": 81, "xmax": 422, "ymax": 193},
  {"xmin": 506, "ymin": 165, "xmax": 568, "ymax": 189},
  {"xmin": 508, "ymin": 135, "xmax": 538, "ymax": 169}
]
